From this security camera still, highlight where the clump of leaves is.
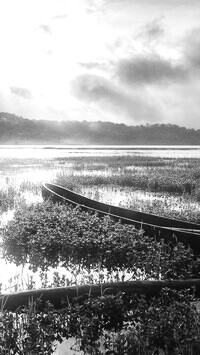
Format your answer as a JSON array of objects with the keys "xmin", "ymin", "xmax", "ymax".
[
  {"xmin": 1, "ymin": 201, "xmax": 200, "ymax": 281},
  {"xmin": 65, "ymin": 288, "xmax": 200, "ymax": 355},
  {"xmin": 0, "ymin": 288, "xmax": 200, "ymax": 355},
  {"xmin": 0, "ymin": 301, "xmax": 65, "ymax": 354}
]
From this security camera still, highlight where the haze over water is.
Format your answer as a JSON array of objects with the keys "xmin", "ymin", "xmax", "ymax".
[{"xmin": 1, "ymin": 145, "xmax": 200, "ymax": 158}]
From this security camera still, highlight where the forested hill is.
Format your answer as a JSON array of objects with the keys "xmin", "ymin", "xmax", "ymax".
[{"xmin": 0, "ymin": 112, "xmax": 200, "ymax": 145}]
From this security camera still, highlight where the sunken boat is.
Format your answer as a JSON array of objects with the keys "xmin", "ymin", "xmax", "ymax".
[{"xmin": 42, "ymin": 183, "xmax": 200, "ymax": 254}]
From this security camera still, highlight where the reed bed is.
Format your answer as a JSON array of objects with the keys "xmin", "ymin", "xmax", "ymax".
[
  {"xmin": 1, "ymin": 152, "xmax": 200, "ymax": 223},
  {"xmin": 78, "ymin": 186, "xmax": 200, "ymax": 223}
]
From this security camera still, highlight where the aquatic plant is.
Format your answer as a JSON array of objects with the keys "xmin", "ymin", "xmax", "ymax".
[
  {"xmin": 0, "ymin": 187, "xmax": 16, "ymax": 212},
  {"xmin": 1, "ymin": 201, "xmax": 200, "ymax": 281},
  {"xmin": 1, "ymin": 150, "xmax": 200, "ymax": 353},
  {"xmin": 1, "ymin": 151, "xmax": 200, "ymax": 220},
  {"xmin": 0, "ymin": 288, "xmax": 200, "ymax": 354}
]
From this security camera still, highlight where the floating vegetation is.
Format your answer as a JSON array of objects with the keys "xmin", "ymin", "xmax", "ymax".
[
  {"xmin": 1, "ymin": 201, "xmax": 200, "ymax": 281},
  {"xmin": 1, "ymin": 147, "xmax": 200, "ymax": 353},
  {"xmin": 0, "ymin": 282, "xmax": 200, "ymax": 354}
]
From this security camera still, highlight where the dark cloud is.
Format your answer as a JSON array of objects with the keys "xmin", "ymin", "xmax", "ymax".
[
  {"xmin": 39, "ymin": 24, "xmax": 52, "ymax": 35},
  {"xmin": 142, "ymin": 18, "xmax": 164, "ymax": 41},
  {"xmin": 72, "ymin": 75, "xmax": 116, "ymax": 101},
  {"xmin": 184, "ymin": 28, "xmax": 200, "ymax": 68},
  {"xmin": 72, "ymin": 74, "xmax": 160, "ymax": 122},
  {"xmin": 10, "ymin": 87, "xmax": 32, "ymax": 100},
  {"xmin": 117, "ymin": 55, "xmax": 187, "ymax": 85}
]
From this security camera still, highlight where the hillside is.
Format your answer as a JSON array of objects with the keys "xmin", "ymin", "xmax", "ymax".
[{"xmin": 0, "ymin": 112, "xmax": 200, "ymax": 145}]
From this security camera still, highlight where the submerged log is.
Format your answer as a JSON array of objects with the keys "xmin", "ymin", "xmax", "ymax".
[{"xmin": 1, "ymin": 279, "xmax": 200, "ymax": 311}]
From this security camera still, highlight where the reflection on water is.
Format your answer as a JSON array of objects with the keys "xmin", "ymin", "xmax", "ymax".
[
  {"xmin": 0, "ymin": 194, "xmax": 132, "ymax": 293},
  {"xmin": 0, "ymin": 193, "xmax": 43, "ymax": 292},
  {"xmin": 1, "ymin": 145, "xmax": 200, "ymax": 354},
  {"xmin": 1, "ymin": 145, "xmax": 200, "ymax": 290}
]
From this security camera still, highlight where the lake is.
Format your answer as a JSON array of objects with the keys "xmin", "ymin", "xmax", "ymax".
[
  {"xmin": 1, "ymin": 145, "xmax": 200, "ymax": 354},
  {"xmin": 1, "ymin": 145, "xmax": 200, "ymax": 289}
]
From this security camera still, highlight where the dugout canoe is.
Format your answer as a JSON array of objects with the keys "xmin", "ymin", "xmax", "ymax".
[
  {"xmin": 42, "ymin": 183, "xmax": 200, "ymax": 253},
  {"xmin": 2, "ymin": 279, "xmax": 200, "ymax": 311}
]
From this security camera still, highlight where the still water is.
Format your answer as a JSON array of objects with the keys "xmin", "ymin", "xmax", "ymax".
[
  {"xmin": 1, "ymin": 144, "xmax": 200, "ymax": 290},
  {"xmin": 1, "ymin": 145, "xmax": 200, "ymax": 354}
]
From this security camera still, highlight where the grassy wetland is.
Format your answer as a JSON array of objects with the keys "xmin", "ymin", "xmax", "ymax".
[{"xmin": 1, "ymin": 145, "xmax": 200, "ymax": 354}]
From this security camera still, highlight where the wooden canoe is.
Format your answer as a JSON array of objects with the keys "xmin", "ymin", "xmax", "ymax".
[
  {"xmin": 42, "ymin": 183, "xmax": 200, "ymax": 253},
  {"xmin": 1, "ymin": 279, "xmax": 200, "ymax": 311}
]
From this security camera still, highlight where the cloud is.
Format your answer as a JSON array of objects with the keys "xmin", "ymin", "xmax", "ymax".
[
  {"xmin": 79, "ymin": 62, "xmax": 104, "ymax": 70},
  {"xmin": 140, "ymin": 18, "xmax": 165, "ymax": 42},
  {"xmin": 10, "ymin": 87, "xmax": 32, "ymax": 100},
  {"xmin": 51, "ymin": 14, "xmax": 67, "ymax": 21},
  {"xmin": 184, "ymin": 28, "xmax": 200, "ymax": 68},
  {"xmin": 72, "ymin": 74, "xmax": 118, "ymax": 101},
  {"xmin": 102, "ymin": 0, "xmax": 200, "ymax": 6},
  {"xmin": 39, "ymin": 24, "xmax": 52, "ymax": 35},
  {"xmin": 78, "ymin": 61, "xmax": 113, "ymax": 72},
  {"xmin": 117, "ymin": 55, "xmax": 187, "ymax": 85},
  {"xmin": 72, "ymin": 74, "xmax": 161, "ymax": 123}
]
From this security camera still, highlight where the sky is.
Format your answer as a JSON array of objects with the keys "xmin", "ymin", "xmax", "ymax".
[{"xmin": 0, "ymin": 0, "xmax": 200, "ymax": 128}]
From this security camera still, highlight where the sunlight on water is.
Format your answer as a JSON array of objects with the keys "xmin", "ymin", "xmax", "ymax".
[
  {"xmin": 1, "ymin": 145, "xmax": 200, "ymax": 158},
  {"xmin": 1, "ymin": 145, "xmax": 200, "ymax": 354},
  {"xmin": 1, "ymin": 144, "xmax": 200, "ymax": 291},
  {"xmin": 0, "ymin": 203, "xmax": 132, "ymax": 293},
  {"xmin": 0, "ymin": 209, "xmax": 14, "ymax": 226},
  {"xmin": 19, "ymin": 191, "xmax": 43, "ymax": 204},
  {"xmin": 81, "ymin": 186, "xmax": 200, "ymax": 222},
  {"xmin": 1, "ymin": 169, "xmax": 61, "ymax": 189},
  {"xmin": 0, "ymin": 195, "xmax": 43, "ymax": 292}
]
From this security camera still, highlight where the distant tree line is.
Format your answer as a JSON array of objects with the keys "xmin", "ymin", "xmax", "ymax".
[{"xmin": 0, "ymin": 112, "xmax": 200, "ymax": 145}]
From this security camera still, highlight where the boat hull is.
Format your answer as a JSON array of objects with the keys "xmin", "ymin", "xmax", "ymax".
[
  {"xmin": 2, "ymin": 279, "xmax": 200, "ymax": 311},
  {"xmin": 42, "ymin": 183, "xmax": 200, "ymax": 253}
]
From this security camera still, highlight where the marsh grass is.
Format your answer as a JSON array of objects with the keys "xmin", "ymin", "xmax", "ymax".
[
  {"xmin": 78, "ymin": 186, "xmax": 200, "ymax": 223},
  {"xmin": 2, "ymin": 150, "xmax": 198, "ymax": 223},
  {"xmin": 0, "ymin": 183, "xmax": 42, "ymax": 214},
  {"xmin": 0, "ymin": 186, "xmax": 16, "ymax": 212},
  {"xmin": 1, "ymin": 148, "xmax": 200, "ymax": 354},
  {"xmin": 53, "ymin": 154, "xmax": 200, "ymax": 223},
  {"xmin": 53, "ymin": 155, "xmax": 200, "ymax": 194},
  {"xmin": 1, "ymin": 151, "xmax": 200, "ymax": 214},
  {"xmin": 1, "ymin": 152, "xmax": 200, "ymax": 288}
]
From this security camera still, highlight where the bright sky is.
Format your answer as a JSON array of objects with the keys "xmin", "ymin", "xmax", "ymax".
[{"xmin": 0, "ymin": 0, "xmax": 200, "ymax": 128}]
